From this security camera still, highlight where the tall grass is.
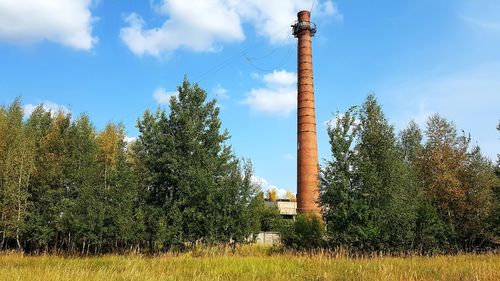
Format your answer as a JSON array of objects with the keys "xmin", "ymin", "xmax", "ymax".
[{"xmin": 1, "ymin": 248, "xmax": 498, "ymax": 281}]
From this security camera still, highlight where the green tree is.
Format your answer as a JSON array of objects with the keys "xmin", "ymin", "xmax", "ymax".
[
  {"xmin": 488, "ymin": 122, "xmax": 500, "ymax": 243},
  {"xmin": 418, "ymin": 115, "xmax": 496, "ymax": 250},
  {"xmin": 399, "ymin": 120, "xmax": 447, "ymax": 253},
  {"xmin": 0, "ymin": 99, "xmax": 36, "ymax": 249},
  {"xmin": 136, "ymin": 78, "xmax": 260, "ymax": 251},
  {"xmin": 399, "ymin": 120, "xmax": 422, "ymax": 164},
  {"xmin": 226, "ymin": 159, "xmax": 262, "ymax": 245},
  {"xmin": 320, "ymin": 106, "xmax": 360, "ymax": 247},
  {"xmin": 257, "ymin": 199, "xmax": 282, "ymax": 232},
  {"xmin": 321, "ymin": 95, "xmax": 417, "ymax": 252},
  {"xmin": 22, "ymin": 105, "xmax": 52, "ymax": 252},
  {"xmin": 64, "ymin": 114, "xmax": 102, "ymax": 254},
  {"xmin": 25, "ymin": 110, "xmax": 71, "ymax": 251},
  {"xmin": 355, "ymin": 95, "xmax": 417, "ymax": 251}
]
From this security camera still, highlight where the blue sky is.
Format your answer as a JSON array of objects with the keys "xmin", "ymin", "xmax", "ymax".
[{"xmin": 1, "ymin": 0, "xmax": 499, "ymax": 195}]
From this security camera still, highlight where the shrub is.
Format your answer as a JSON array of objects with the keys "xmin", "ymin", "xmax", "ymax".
[{"xmin": 281, "ymin": 214, "xmax": 325, "ymax": 250}]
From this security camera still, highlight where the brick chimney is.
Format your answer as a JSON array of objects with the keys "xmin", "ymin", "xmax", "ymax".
[{"xmin": 292, "ymin": 11, "xmax": 320, "ymax": 216}]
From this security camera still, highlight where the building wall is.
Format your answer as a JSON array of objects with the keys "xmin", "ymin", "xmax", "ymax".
[
  {"xmin": 265, "ymin": 200, "xmax": 297, "ymax": 217},
  {"xmin": 255, "ymin": 232, "xmax": 281, "ymax": 245}
]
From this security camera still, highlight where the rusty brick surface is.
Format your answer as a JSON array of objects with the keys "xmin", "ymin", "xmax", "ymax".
[{"xmin": 295, "ymin": 11, "xmax": 321, "ymax": 216}]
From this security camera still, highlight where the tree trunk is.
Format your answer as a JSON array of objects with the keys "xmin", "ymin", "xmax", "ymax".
[
  {"xmin": 104, "ymin": 166, "xmax": 108, "ymax": 190},
  {"xmin": 16, "ymin": 157, "xmax": 24, "ymax": 250},
  {"xmin": 0, "ymin": 231, "xmax": 5, "ymax": 250}
]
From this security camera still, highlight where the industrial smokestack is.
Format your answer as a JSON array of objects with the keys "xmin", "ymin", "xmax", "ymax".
[{"xmin": 292, "ymin": 10, "xmax": 320, "ymax": 216}]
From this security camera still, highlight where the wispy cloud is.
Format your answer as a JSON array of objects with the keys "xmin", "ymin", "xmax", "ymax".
[
  {"xmin": 213, "ymin": 84, "xmax": 229, "ymax": 99},
  {"xmin": 243, "ymin": 69, "xmax": 297, "ymax": 116},
  {"xmin": 251, "ymin": 175, "xmax": 291, "ymax": 198},
  {"xmin": 315, "ymin": 0, "xmax": 343, "ymax": 21},
  {"xmin": 23, "ymin": 101, "xmax": 70, "ymax": 117},
  {"xmin": 124, "ymin": 136, "xmax": 137, "ymax": 143},
  {"xmin": 153, "ymin": 87, "xmax": 178, "ymax": 105}
]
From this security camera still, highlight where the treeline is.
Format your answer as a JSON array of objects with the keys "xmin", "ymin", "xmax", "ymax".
[
  {"xmin": 1, "ymin": 80, "xmax": 498, "ymax": 255},
  {"xmin": 0, "ymin": 79, "xmax": 268, "ymax": 254},
  {"xmin": 317, "ymin": 95, "xmax": 499, "ymax": 253}
]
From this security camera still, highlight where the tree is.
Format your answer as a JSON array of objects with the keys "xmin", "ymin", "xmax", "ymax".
[
  {"xmin": 25, "ymin": 110, "xmax": 71, "ymax": 251},
  {"xmin": 21, "ymin": 105, "xmax": 52, "ymax": 252},
  {"xmin": 399, "ymin": 120, "xmax": 423, "ymax": 164},
  {"xmin": 356, "ymin": 96, "xmax": 417, "ymax": 250},
  {"xmin": 284, "ymin": 191, "xmax": 296, "ymax": 202},
  {"xmin": 97, "ymin": 123, "xmax": 143, "ymax": 252},
  {"xmin": 136, "ymin": 78, "xmax": 260, "ymax": 251},
  {"xmin": 320, "ymin": 106, "xmax": 360, "ymax": 247},
  {"xmin": 256, "ymin": 198, "xmax": 282, "ymax": 232},
  {"xmin": 399, "ymin": 120, "xmax": 447, "ymax": 253},
  {"xmin": 0, "ymin": 104, "xmax": 6, "ymax": 249},
  {"xmin": 97, "ymin": 123, "xmax": 122, "ymax": 190},
  {"xmin": 491, "ymin": 122, "xmax": 500, "ymax": 242},
  {"xmin": 418, "ymin": 114, "xmax": 496, "ymax": 250},
  {"xmin": 64, "ymin": 114, "xmax": 102, "ymax": 254},
  {"xmin": 321, "ymin": 96, "xmax": 417, "ymax": 252},
  {"xmin": 0, "ymin": 99, "xmax": 35, "ymax": 249},
  {"xmin": 267, "ymin": 189, "xmax": 278, "ymax": 202}
]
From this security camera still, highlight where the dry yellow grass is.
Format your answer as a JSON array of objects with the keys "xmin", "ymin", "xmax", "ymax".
[{"xmin": 0, "ymin": 249, "xmax": 498, "ymax": 281}]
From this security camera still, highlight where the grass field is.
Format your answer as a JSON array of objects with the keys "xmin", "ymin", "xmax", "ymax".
[{"xmin": 1, "ymin": 248, "xmax": 499, "ymax": 281}]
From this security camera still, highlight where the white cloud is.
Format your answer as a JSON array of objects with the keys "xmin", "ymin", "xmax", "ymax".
[
  {"xmin": 153, "ymin": 87, "xmax": 178, "ymax": 105},
  {"xmin": 213, "ymin": 84, "xmax": 229, "ymax": 99},
  {"xmin": 316, "ymin": 0, "xmax": 343, "ymax": 21},
  {"xmin": 243, "ymin": 69, "xmax": 297, "ymax": 116},
  {"xmin": 262, "ymin": 69, "xmax": 297, "ymax": 87},
  {"xmin": 0, "ymin": 0, "xmax": 97, "ymax": 50},
  {"xmin": 23, "ymin": 101, "xmax": 69, "ymax": 117},
  {"xmin": 284, "ymin": 153, "xmax": 294, "ymax": 161},
  {"xmin": 324, "ymin": 113, "xmax": 360, "ymax": 129},
  {"xmin": 251, "ymin": 175, "xmax": 290, "ymax": 198},
  {"xmin": 121, "ymin": 0, "xmax": 342, "ymax": 56},
  {"xmin": 120, "ymin": 0, "xmax": 245, "ymax": 57},
  {"xmin": 231, "ymin": 0, "xmax": 342, "ymax": 44},
  {"xmin": 124, "ymin": 136, "xmax": 137, "ymax": 143},
  {"xmin": 244, "ymin": 88, "xmax": 296, "ymax": 116}
]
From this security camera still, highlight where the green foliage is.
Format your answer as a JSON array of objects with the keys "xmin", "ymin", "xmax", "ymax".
[
  {"xmin": 258, "ymin": 200, "xmax": 282, "ymax": 232},
  {"xmin": 321, "ymin": 95, "xmax": 498, "ymax": 253},
  {"xmin": 281, "ymin": 214, "xmax": 325, "ymax": 250},
  {"xmin": 0, "ymin": 99, "xmax": 35, "ymax": 249},
  {"xmin": 417, "ymin": 115, "xmax": 496, "ymax": 250},
  {"xmin": 320, "ymin": 106, "xmax": 359, "ymax": 247},
  {"xmin": 0, "ymin": 83, "xmax": 263, "ymax": 253},
  {"xmin": 135, "ymin": 78, "xmax": 262, "ymax": 251},
  {"xmin": 1, "ymin": 88, "xmax": 497, "ymax": 255},
  {"xmin": 321, "ymin": 95, "xmax": 417, "ymax": 252}
]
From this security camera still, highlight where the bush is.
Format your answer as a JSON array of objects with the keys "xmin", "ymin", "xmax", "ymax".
[{"xmin": 281, "ymin": 214, "xmax": 325, "ymax": 250}]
